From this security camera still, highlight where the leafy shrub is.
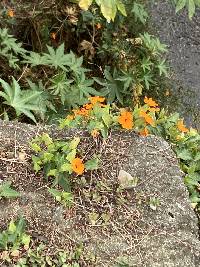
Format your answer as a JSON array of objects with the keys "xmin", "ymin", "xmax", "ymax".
[
  {"xmin": 60, "ymin": 95, "xmax": 200, "ymax": 205},
  {"xmin": 30, "ymin": 133, "xmax": 99, "ymax": 191}
]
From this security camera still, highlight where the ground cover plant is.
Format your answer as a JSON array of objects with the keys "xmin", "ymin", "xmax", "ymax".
[{"xmin": 0, "ymin": 0, "xmax": 200, "ymax": 265}]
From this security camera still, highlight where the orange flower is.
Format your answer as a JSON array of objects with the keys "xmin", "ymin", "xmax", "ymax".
[
  {"xmin": 83, "ymin": 103, "xmax": 93, "ymax": 110},
  {"xmin": 144, "ymin": 96, "xmax": 158, "ymax": 107},
  {"xmin": 71, "ymin": 158, "xmax": 85, "ymax": 175},
  {"xmin": 73, "ymin": 108, "xmax": 89, "ymax": 117},
  {"xmin": 51, "ymin": 32, "xmax": 56, "ymax": 40},
  {"xmin": 89, "ymin": 96, "xmax": 105, "ymax": 105},
  {"xmin": 7, "ymin": 9, "xmax": 14, "ymax": 18},
  {"xmin": 140, "ymin": 110, "xmax": 154, "ymax": 126},
  {"xmin": 139, "ymin": 127, "xmax": 149, "ymax": 137},
  {"xmin": 118, "ymin": 111, "xmax": 133, "ymax": 130},
  {"xmin": 177, "ymin": 120, "xmax": 188, "ymax": 133},
  {"xmin": 91, "ymin": 129, "xmax": 99, "ymax": 138},
  {"xmin": 149, "ymin": 107, "xmax": 160, "ymax": 112}
]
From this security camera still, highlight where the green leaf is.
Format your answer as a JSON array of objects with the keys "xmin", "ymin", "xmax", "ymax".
[
  {"xmin": 0, "ymin": 182, "xmax": 20, "ymax": 199},
  {"xmin": 47, "ymin": 169, "xmax": 57, "ymax": 177},
  {"xmin": 102, "ymin": 107, "xmax": 112, "ymax": 127},
  {"xmin": 0, "ymin": 29, "xmax": 26, "ymax": 55},
  {"xmin": 140, "ymin": 33, "xmax": 167, "ymax": 56},
  {"xmin": 43, "ymin": 152, "xmax": 54, "ymax": 163},
  {"xmin": 21, "ymin": 234, "xmax": 31, "ymax": 247},
  {"xmin": 176, "ymin": 0, "xmax": 187, "ymax": 12},
  {"xmin": 0, "ymin": 28, "xmax": 27, "ymax": 69},
  {"xmin": 116, "ymin": 0, "xmax": 127, "ymax": 16},
  {"xmin": 33, "ymin": 159, "xmax": 41, "ymax": 173},
  {"xmin": 49, "ymin": 72, "xmax": 73, "ymax": 104},
  {"xmin": 74, "ymin": 72, "xmax": 100, "ymax": 101},
  {"xmin": 176, "ymin": 149, "xmax": 193, "ymax": 161},
  {"xmin": 156, "ymin": 59, "xmax": 168, "ymax": 77},
  {"xmin": 175, "ymin": 0, "xmax": 197, "ymax": 18},
  {"xmin": 190, "ymin": 192, "xmax": 200, "ymax": 202},
  {"xmin": 27, "ymin": 79, "xmax": 56, "ymax": 116},
  {"xmin": 42, "ymin": 44, "xmax": 82, "ymax": 71},
  {"xmin": 69, "ymin": 137, "xmax": 80, "ymax": 150},
  {"xmin": 0, "ymin": 77, "xmax": 43, "ymax": 123},
  {"xmin": 48, "ymin": 188, "xmax": 62, "ymax": 198},
  {"xmin": 184, "ymin": 173, "xmax": 200, "ymax": 186},
  {"xmin": 15, "ymin": 217, "xmax": 26, "ymax": 237},
  {"xmin": 194, "ymin": 153, "xmax": 200, "ymax": 161},
  {"xmin": 97, "ymin": 0, "xmax": 117, "ymax": 22},
  {"xmin": 41, "ymin": 133, "xmax": 53, "ymax": 146},
  {"xmin": 94, "ymin": 68, "xmax": 125, "ymax": 104},
  {"xmin": 23, "ymin": 52, "xmax": 46, "ymax": 67},
  {"xmin": 95, "ymin": 0, "xmax": 126, "ymax": 22},
  {"xmin": 30, "ymin": 143, "xmax": 41, "ymax": 153},
  {"xmin": 8, "ymin": 220, "xmax": 17, "ymax": 233},
  {"xmin": 61, "ymin": 163, "xmax": 73, "ymax": 173},
  {"xmin": 79, "ymin": 0, "xmax": 93, "ymax": 10},
  {"xmin": 188, "ymin": 0, "xmax": 195, "ymax": 19},
  {"xmin": 66, "ymin": 149, "xmax": 77, "ymax": 163},
  {"xmin": 131, "ymin": 2, "xmax": 148, "ymax": 24},
  {"xmin": 58, "ymin": 176, "xmax": 71, "ymax": 191},
  {"xmin": 0, "ymin": 232, "xmax": 8, "ymax": 249},
  {"xmin": 85, "ymin": 158, "xmax": 99, "ymax": 170}
]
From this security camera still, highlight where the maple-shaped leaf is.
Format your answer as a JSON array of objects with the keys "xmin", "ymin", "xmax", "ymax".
[
  {"xmin": 0, "ymin": 77, "xmax": 44, "ymax": 122},
  {"xmin": 42, "ymin": 43, "xmax": 71, "ymax": 70},
  {"xmin": 23, "ymin": 52, "xmax": 46, "ymax": 67},
  {"xmin": 0, "ymin": 28, "xmax": 26, "ymax": 55},
  {"xmin": 75, "ymin": 72, "xmax": 99, "ymax": 98},
  {"xmin": 94, "ymin": 67, "xmax": 125, "ymax": 104}
]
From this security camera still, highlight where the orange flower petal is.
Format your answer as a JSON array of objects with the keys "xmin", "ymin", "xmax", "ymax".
[
  {"xmin": 139, "ymin": 127, "xmax": 149, "ymax": 136},
  {"xmin": 83, "ymin": 103, "xmax": 93, "ymax": 110},
  {"xmin": 8, "ymin": 9, "xmax": 14, "ymax": 18},
  {"xmin": 177, "ymin": 120, "xmax": 188, "ymax": 133},
  {"xmin": 71, "ymin": 158, "xmax": 85, "ymax": 175},
  {"xmin": 139, "ymin": 110, "xmax": 155, "ymax": 126},
  {"xmin": 149, "ymin": 107, "xmax": 160, "ymax": 112},
  {"xmin": 51, "ymin": 32, "xmax": 56, "ymax": 40},
  {"xmin": 89, "ymin": 96, "xmax": 105, "ymax": 105},
  {"xmin": 73, "ymin": 108, "xmax": 89, "ymax": 117},
  {"xmin": 118, "ymin": 111, "xmax": 133, "ymax": 130},
  {"xmin": 144, "ymin": 96, "xmax": 158, "ymax": 107}
]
